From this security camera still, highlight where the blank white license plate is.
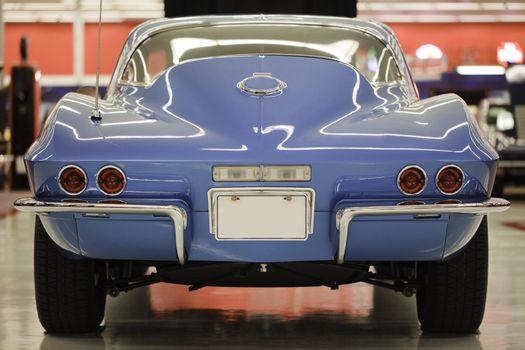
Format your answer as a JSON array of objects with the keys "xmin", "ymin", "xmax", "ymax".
[{"xmin": 216, "ymin": 194, "xmax": 308, "ymax": 240}]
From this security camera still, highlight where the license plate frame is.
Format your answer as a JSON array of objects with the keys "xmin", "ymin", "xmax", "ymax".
[{"xmin": 208, "ymin": 188, "xmax": 315, "ymax": 241}]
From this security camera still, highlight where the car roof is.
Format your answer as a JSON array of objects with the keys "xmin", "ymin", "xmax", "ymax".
[
  {"xmin": 108, "ymin": 15, "xmax": 414, "ymax": 97},
  {"xmin": 129, "ymin": 15, "xmax": 395, "ymax": 47}
]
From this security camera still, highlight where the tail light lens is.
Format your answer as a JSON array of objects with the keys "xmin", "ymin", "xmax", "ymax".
[
  {"xmin": 59, "ymin": 165, "xmax": 87, "ymax": 195},
  {"xmin": 97, "ymin": 166, "xmax": 126, "ymax": 196},
  {"xmin": 436, "ymin": 199, "xmax": 462, "ymax": 204},
  {"xmin": 397, "ymin": 166, "xmax": 427, "ymax": 195},
  {"xmin": 397, "ymin": 200, "xmax": 425, "ymax": 206},
  {"xmin": 98, "ymin": 199, "xmax": 127, "ymax": 205},
  {"xmin": 436, "ymin": 165, "xmax": 464, "ymax": 195}
]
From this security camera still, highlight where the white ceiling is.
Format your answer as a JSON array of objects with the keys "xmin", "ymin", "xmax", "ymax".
[
  {"xmin": 2, "ymin": 0, "xmax": 525, "ymax": 22},
  {"xmin": 2, "ymin": 0, "xmax": 164, "ymax": 22}
]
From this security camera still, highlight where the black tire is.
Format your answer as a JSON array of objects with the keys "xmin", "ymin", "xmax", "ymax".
[
  {"xmin": 132, "ymin": 264, "xmax": 149, "ymax": 277},
  {"xmin": 417, "ymin": 217, "xmax": 488, "ymax": 333},
  {"xmin": 34, "ymin": 217, "xmax": 106, "ymax": 333},
  {"xmin": 492, "ymin": 176, "xmax": 504, "ymax": 197}
]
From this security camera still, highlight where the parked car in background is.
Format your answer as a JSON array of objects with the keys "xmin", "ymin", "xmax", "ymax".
[
  {"xmin": 15, "ymin": 15, "xmax": 509, "ymax": 334},
  {"xmin": 478, "ymin": 96, "xmax": 525, "ymax": 195}
]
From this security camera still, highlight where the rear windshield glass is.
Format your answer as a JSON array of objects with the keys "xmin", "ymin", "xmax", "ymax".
[{"xmin": 120, "ymin": 24, "xmax": 403, "ymax": 86}]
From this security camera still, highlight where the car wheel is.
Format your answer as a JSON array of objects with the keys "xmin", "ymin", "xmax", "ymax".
[
  {"xmin": 34, "ymin": 217, "xmax": 106, "ymax": 333},
  {"xmin": 492, "ymin": 177, "xmax": 504, "ymax": 197},
  {"xmin": 417, "ymin": 216, "xmax": 488, "ymax": 333}
]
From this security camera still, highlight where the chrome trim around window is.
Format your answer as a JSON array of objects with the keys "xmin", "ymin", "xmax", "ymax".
[
  {"xmin": 13, "ymin": 198, "xmax": 188, "ymax": 264},
  {"xmin": 335, "ymin": 197, "xmax": 510, "ymax": 264},
  {"xmin": 108, "ymin": 15, "xmax": 415, "ymax": 98}
]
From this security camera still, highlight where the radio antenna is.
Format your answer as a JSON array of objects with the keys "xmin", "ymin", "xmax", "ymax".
[{"xmin": 91, "ymin": 0, "xmax": 103, "ymax": 120}]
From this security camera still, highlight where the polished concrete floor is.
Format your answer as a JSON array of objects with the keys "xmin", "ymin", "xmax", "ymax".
[{"xmin": 0, "ymin": 190, "xmax": 524, "ymax": 349}]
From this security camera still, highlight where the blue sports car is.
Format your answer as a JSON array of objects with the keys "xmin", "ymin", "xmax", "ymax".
[{"xmin": 15, "ymin": 15, "xmax": 510, "ymax": 334}]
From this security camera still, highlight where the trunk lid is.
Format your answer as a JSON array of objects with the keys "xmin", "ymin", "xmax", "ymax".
[{"xmin": 102, "ymin": 55, "xmax": 418, "ymax": 161}]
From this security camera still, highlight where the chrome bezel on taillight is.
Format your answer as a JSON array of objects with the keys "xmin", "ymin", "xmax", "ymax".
[
  {"xmin": 436, "ymin": 164, "xmax": 465, "ymax": 196},
  {"xmin": 96, "ymin": 165, "xmax": 127, "ymax": 196},
  {"xmin": 58, "ymin": 165, "xmax": 87, "ymax": 196},
  {"xmin": 397, "ymin": 165, "xmax": 427, "ymax": 196}
]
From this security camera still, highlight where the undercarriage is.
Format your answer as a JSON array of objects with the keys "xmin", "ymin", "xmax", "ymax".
[{"xmin": 103, "ymin": 261, "xmax": 419, "ymax": 297}]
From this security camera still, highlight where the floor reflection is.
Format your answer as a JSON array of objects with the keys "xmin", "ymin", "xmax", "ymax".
[
  {"xmin": 149, "ymin": 283, "xmax": 374, "ymax": 319},
  {"xmin": 38, "ymin": 284, "xmax": 485, "ymax": 350}
]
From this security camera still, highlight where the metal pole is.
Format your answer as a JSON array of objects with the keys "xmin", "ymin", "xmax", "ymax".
[
  {"xmin": 91, "ymin": 0, "xmax": 102, "ymax": 120},
  {"xmin": 73, "ymin": 0, "xmax": 84, "ymax": 86},
  {"xmin": 0, "ymin": 0, "xmax": 5, "ymax": 89}
]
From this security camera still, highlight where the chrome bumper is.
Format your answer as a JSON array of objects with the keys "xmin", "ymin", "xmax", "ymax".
[
  {"xmin": 14, "ymin": 197, "xmax": 511, "ymax": 265},
  {"xmin": 13, "ymin": 197, "xmax": 188, "ymax": 264},
  {"xmin": 335, "ymin": 198, "xmax": 510, "ymax": 264}
]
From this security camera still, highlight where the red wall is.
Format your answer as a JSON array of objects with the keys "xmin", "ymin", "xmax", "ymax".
[
  {"xmin": 387, "ymin": 23, "xmax": 525, "ymax": 68},
  {"xmin": 5, "ymin": 23, "xmax": 73, "ymax": 75},
  {"xmin": 84, "ymin": 22, "xmax": 140, "ymax": 74},
  {"xmin": 3, "ymin": 22, "xmax": 525, "ymax": 78}
]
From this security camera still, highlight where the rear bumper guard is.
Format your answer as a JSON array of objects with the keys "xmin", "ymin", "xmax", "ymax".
[
  {"xmin": 335, "ymin": 198, "xmax": 510, "ymax": 264},
  {"xmin": 15, "ymin": 197, "xmax": 510, "ymax": 265},
  {"xmin": 14, "ymin": 197, "xmax": 188, "ymax": 264}
]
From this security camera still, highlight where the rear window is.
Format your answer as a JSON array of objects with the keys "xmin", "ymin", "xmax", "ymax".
[{"xmin": 120, "ymin": 24, "xmax": 403, "ymax": 86}]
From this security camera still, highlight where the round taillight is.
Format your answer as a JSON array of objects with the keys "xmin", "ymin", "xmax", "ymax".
[
  {"xmin": 59, "ymin": 165, "xmax": 87, "ymax": 195},
  {"xmin": 436, "ymin": 199, "xmax": 462, "ymax": 205},
  {"xmin": 98, "ymin": 199, "xmax": 127, "ymax": 205},
  {"xmin": 397, "ymin": 166, "xmax": 427, "ymax": 195},
  {"xmin": 97, "ymin": 166, "xmax": 126, "ymax": 196},
  {"xmin": 397, "ymin": 200, "xmax": 425, "ymax": 206},
  {"xmin": 436, "ymin": 165, "xmax": 464, "ymax": 195}
]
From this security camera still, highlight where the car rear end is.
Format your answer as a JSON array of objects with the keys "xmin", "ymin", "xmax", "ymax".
[{"xmin": 15, "ymin": 16, "xmax": 511, "ymax": 334}]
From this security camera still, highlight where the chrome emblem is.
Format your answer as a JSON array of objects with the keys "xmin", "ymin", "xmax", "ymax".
[{"xmin": 237, "ymin": 73, "xmax": 287, "ymax": 96}]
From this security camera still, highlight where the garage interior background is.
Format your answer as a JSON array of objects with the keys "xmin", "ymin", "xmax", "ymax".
[
  {"xmin": 0, "ymin": 1, "xmax": 523, "ymax": 87},
  {"xmin": 0, "ymin": 1, "xmax": 525, "ymax": 349},
  {"xmin": 0, "ymin": 0, "xmax": 522, "ymax": 135}
]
